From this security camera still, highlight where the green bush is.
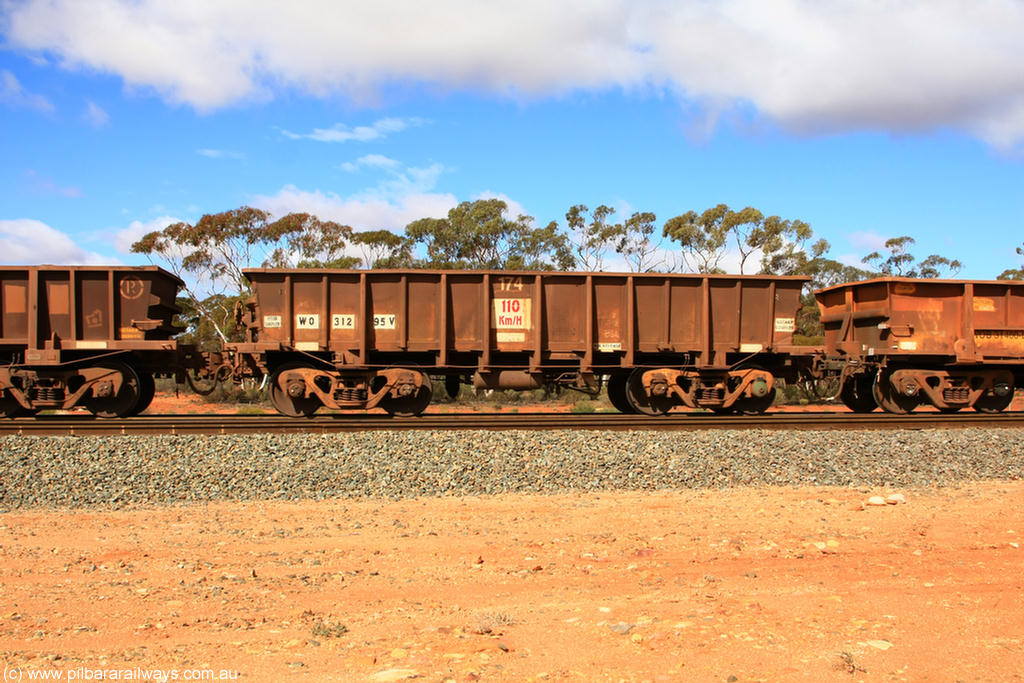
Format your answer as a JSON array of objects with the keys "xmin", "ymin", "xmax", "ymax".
[{"xmin": 571, "ymin": 400, "xmax": 596, "ymax": 413}]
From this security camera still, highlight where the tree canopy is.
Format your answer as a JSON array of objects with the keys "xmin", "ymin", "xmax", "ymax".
[
  {"xmin": 406, "ymin": 199, "xmax": 574, "ymax": 270},
  {"xmin": 131, "ymin": 202, "xmax": 985, "ymax": 290},
  {"xmin": 861, "ymin": 236, "xmax": 963, "ymax": 278},
  {"xmin": 131, "ymin": 207, "xmax": 361, "ymax": 342},
  {"xmin": 131, "ymin": 200, "xmax": 1007, "ymax": 346},
  {"xmin": 997, "ymin": 243, "xmax": 1024, "ymax": 280}
]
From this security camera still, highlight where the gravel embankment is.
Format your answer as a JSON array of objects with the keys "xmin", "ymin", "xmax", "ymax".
[{"xmin": 2, "ymin": 428, "xmax": 1023, "ymax": 509}]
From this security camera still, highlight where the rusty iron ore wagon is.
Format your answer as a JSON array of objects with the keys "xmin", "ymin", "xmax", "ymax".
[
  {"xmin": 232, "ymin": 269, "xmax": 812, "ymax": 417},
  {"xmin": 818, "ymin": 277, "xmax": 1024, "ymax": 413},
  {"xmin": 0, "ymin": 265, "xmax": 201, "ymax": 417},
  {"xmin": 3, "ymin": 265, "xmax": 1022, "ymax": 419}
]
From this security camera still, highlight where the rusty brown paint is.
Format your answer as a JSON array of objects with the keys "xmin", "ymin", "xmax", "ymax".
[
  {"xmin": 0, "ymin": 266, "xmax": 183, "ymax": 353},
  {"xmin": 816, "ymin": 277, "xmax": 1024, "ymax": 363},
  {"xmin": 240, "ymin": 269, "xmax": 809, "ymax": 373}
]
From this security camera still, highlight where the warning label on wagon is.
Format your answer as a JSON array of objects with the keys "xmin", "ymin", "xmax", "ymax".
[
  {"xmin": 493, "ymin": 298, "xmax": 531, "ymax": 329},
  {"xmin": 774, "ymin": 317, "xmax": 795, "ymax": 333}
]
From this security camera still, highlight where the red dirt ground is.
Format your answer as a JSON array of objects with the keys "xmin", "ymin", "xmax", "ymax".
[
  {"xmin": 6, "ymin": 392, "xmax": 1023, "ymax": 681},
  {"xmin": 2, "ymin": 482, "xmax": 1023, "ymax": 682}
]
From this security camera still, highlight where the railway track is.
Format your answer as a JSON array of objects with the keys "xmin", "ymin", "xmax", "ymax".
[{"xmin": 1, "ymin": 410, "xmax": 1023, "ymax": 435}]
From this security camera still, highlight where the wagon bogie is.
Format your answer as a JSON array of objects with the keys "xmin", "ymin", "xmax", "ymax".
[
  {"xmin": 80, "ymin": 360, "xmax": 144, "ymax": 418},
  {"xmin": 872, "ymin": 367, "xmax": 922, "ymax": 414},
  {"xmin": 623, "ymin": 365, "xmax": 778, "ymax": 415},
  {"xmin": 0, "ymin": 358, "xmax": 155, "ymax": 418},
  {"xmin": 872, "ymin": 366, "xmax": 1014, "ymax": 413},
  {"xmin": 625, "ymin": 368, "xmax": 676, "ymax": 415},
  {"xmin": 266, "ymin": 362, "xmax": 432, "ymax": 417}
]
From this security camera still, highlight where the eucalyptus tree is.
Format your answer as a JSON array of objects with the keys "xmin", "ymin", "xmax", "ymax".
[
  {"xmin": 997, "ymin": 242, "xmax": 1024, "ymax": 280},
  {"xmin": 406, "ymin": 198, "xmax": 574, "ymax": 270},
  {"xmin": 565, "ymin": 204, "xmax": 620, "ymax": 271},
  {"xmin": 131, "ymin": 206, "xmax": 358, "ymax": 343},
  {"xmin": 861, "ymin": 236, "xmax": 963, "ymax": 278}
]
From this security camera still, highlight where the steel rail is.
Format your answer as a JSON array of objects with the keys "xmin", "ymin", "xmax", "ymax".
[{"xmin": 1, "ymin": 411, "xmax": 1023, "ymax": 436}]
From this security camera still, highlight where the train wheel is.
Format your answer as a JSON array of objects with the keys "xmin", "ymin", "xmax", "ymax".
[
  {"xmin": 730, "ymin": 365, "xmax": 776, "ymax": 415},
  {"xmin": 871, "ymin": 370, "xmax": 919, "ymax": 414},
  {"xmin": 130, "ymin": 372, "xmax": 156, "ymax": 416},
  {"xmin": 973, "ymin": 390, "xmax": 1014, "ymax": 413},
  {"xmin": 839, "ymin": 375, "xmax": 878, "ymax": 413},
  {"xmin": 737, "ymin": 387, "xmax": 777, "ymax": 415},
  {"xmin": 269, "ymin": 363, "xmax": 321, "ymax": 418},
  {"xmin": 381, "ymin": 382, "xmax": 433, "ymax": 417},
  {"xmin": 606, "ymin": 374, "xmax": 635, "ymax": 414},
  {"xmin": 625, "ymin": 369, "xmax": 674, "ymax": 416},
  {"xmin": 84, "ymin": 361, "xmax": 142, "ymax": 418}
]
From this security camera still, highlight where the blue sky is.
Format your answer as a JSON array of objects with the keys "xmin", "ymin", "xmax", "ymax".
[{"xmin": 1, "ymin": 0, "xmax": 1023, "ymax": 279}]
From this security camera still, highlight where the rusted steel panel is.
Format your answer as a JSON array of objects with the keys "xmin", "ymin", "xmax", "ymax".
[
  {"xmin": 815, "ymin": 277, "xmax": 1024, "ymax": 362},
  {"xmin": 0, "ymin": 266, "xmax": 182, "ymax": 353},
  {"xmin": 368, "ymin": 274, "xmax": 403, "ymax": 350},
  {"xmin": 973, "ymin": 282, "xmax": 1024, "ymax": 357},
  {"xmin": 542, "ymin": 275, "xmax": 585, "ymax": 352},
  {"xmin": 633, "ymin": 276, "xmax": 664, "ymax": 351},
  {"xmin": 1, "ymin": 274, "xmax": 29, "ymax": 342},
  {"xmin": 593, "ymin": 277, "xmax": 627, "ymax": 353},
  {"xmin": 448, "ymin": 275, "xmax": 483, "ymax": 351},
  {"xmin": 328, "ymin": 274, "xmax": 360, "ymax": 348},
  {"xmin": 243, "ymin": 269, "xmax": 809, "ymax": 370},
  {"xmin": 667, "ymin": 278, "xmax": 702, "ymax": 349},
  {"xmin": 408, "ymin": 274, "xmax": 439, "ymax": 350}
]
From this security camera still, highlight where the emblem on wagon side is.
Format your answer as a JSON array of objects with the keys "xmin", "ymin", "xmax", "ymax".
[{"xmin": 119, "ymin": 276, "xmax": 144, "ymax": 300}]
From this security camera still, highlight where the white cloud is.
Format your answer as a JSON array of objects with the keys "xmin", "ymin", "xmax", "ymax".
[
  {"xmin": 845, "ymin": 230, "xmax": 889, "ymax": 252},
  {"xmin": 7, "ymin": 1, "xmax": 1024, "ymax": 149},
  {"xmin": 340, "ymin": 154, "xmax": 401, "ymax": 172},
  {"xmin": 0, "ymin": 219, "xmax": 109, "ymax": 264},
  {"xmin": 283, "ymin": 117, "xmax": 423, "ymax": 143},
  {"xmin": 197, "ymin": 148, "xmax": 244, "ymax": 160},
  {"xmin": 252, "ymin": 184, "xmax": 456, "ymax": 232},
  {"xmin": 83, "ymin": 100, "xmax": 109, "ymax": 127},
  {"xmin": 113, "ymin": 215, "xmax": 182, "ymax": 254},
  {"xmin": 836, "ymin": 253, "xmax": 867, "ymax": 269},
  {"xmin": 255, "ymin": 155, "xmax": 456, "ymax": 230},
  {"xmin": 0, "ymin": 69, "xmax": 53, "ymax": 112},
  {"xmin": 378, "ymin": 163, "xmax": 445, "ymax": 197},
  {"xmin": 641, "ymin": 2, "xmax": 1024, "ymax": 148}
]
